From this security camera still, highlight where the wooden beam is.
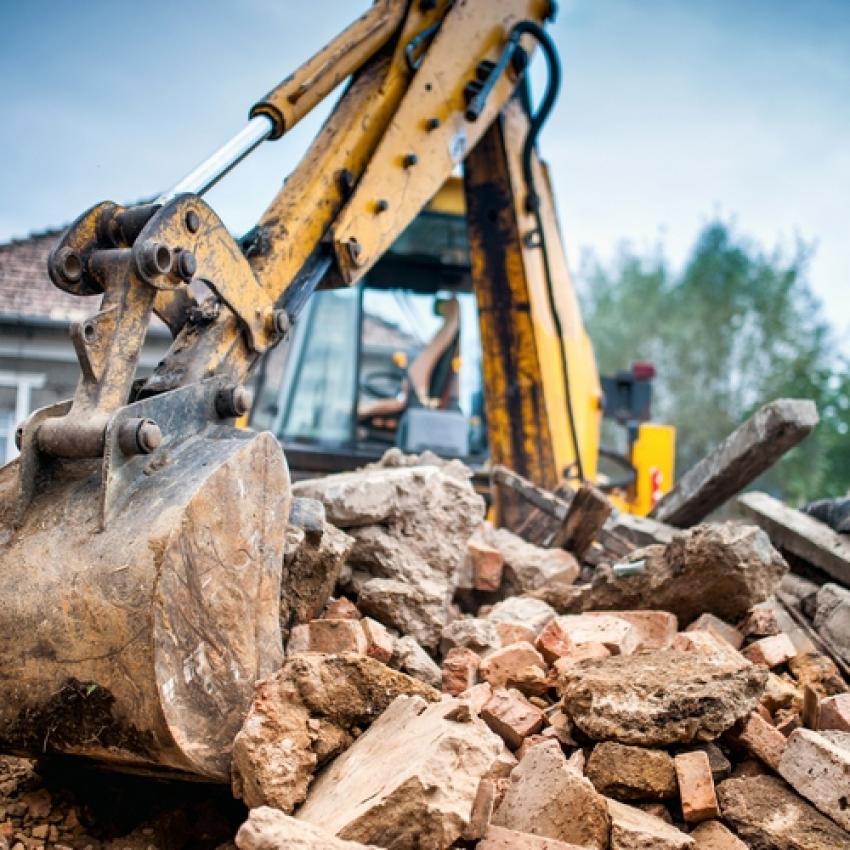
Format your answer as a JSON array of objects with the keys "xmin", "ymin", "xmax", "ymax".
[
  {"xmin": 552, "ymin": 483, "xmax": 613, "ymax": 557},
  {"xmin": 737, "ymin": 490, "xmax": 850, "ymax": 587},
  {"xmin": 651, "ymin": 398, "xmax": 819, "ymax": 527},
  {"xmin": 491, "ymin": 465, "xmax": 573, "ymax": 542}
]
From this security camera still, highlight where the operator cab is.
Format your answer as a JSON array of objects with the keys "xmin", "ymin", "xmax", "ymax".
[{"xmin": 249, "ymin": 178, "xmax": 489, "ymax": 479}]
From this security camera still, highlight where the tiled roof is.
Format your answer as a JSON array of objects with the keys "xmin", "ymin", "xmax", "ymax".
[{"xmin": 0, "ymin": 228, "xmax": 103, "ymax": 324}]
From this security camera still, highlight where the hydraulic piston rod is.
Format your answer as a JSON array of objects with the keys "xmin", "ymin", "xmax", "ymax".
[{"xmin": 156, "ymin": 115, "xmax": 274, "ymax": 205}]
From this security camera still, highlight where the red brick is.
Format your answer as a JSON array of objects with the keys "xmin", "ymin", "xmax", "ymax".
[
  {"xmin": 480, "ymin": 687, "xmax": 545, "ymax": 749},
  {"xmin": 361, "ymin": 617, "xmax": 393, "ymax": 664},
  {"xmin": 480, "ymin": 642, "xmax": 546, "ymax": 689},
  {"xmin": 742, "ymin": 633, "xmax": 797, "ymax": 668},
  {"xmin": 672, "ymin": 630, "xmax": 747, "ymax": 666},
  {"xmin": 291, "ymin": 618, "xmax": 368, "ymax": 654},
  {"xmin": 458, "ymin": 681, "xmax": 493, "ymax": 715},
  {"xmin": 469, "ymin": 539, "xmax": 505, "ymax": 592},
  {"xmin": 441, "ymin": 646, "xmax": 480, "ymax": 696},
  {"xmin": 687, "ymin": 613, "xmax": 744, "ymax": 650},
  {"xmin": 496, "ymin": 622, "xmax": 537, "ymax": 646},
  {"xmin": 674, "ymin": 750, "xmax": 719, "ymax": 824},
  {"xmin": 555, "ymin": 613, "xmax": 640, "ymax": 655},
  {"xmin": 321, "ymin": 597, "xmax": 360, "ymax": 620},
  {"xmin": 818, "ymin": 693, "xmax": 850, "ymax": 732},
  {"xmin": 589, "ymin": 610, "xmax": 678, "ymax": 651},
  {"xmin": 536, "ymin": 619, "xmax": 576, "ymax": 664},
  {"xmin": 552, "ymin": 643, "xmax": 611, "ymax": 678},
  {"xmin": 729, "ymin": 711, "xmax": 788, "ymax": 771}
]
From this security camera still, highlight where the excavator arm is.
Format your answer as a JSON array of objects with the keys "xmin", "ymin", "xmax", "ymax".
[{"xmin": 0, "ymin": 0, "xmax": 603, "ymax": 780}]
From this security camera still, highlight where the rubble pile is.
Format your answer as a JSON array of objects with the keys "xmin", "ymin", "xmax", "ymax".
[{"xmin": 2, "ymin": 448, "xmax": 849, "ymax": 849}]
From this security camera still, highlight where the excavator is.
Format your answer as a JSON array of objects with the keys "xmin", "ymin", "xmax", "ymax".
[{"xmin": 0, "ymin": 0, "xmax": 674, "ymax": 782}]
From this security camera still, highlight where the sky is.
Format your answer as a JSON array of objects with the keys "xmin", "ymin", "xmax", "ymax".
[{"xmin": 1, "ymin": 1, "xmax": 849, "ymax": 335}]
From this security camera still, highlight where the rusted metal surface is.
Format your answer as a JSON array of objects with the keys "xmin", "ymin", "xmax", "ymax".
[
  {"xmin": 464, "ymin": 110, "xmax": 557, "ymax": 527},
  {"xmin": 0, "ymin": 425, "xmax": 289, "ymax": 780}
]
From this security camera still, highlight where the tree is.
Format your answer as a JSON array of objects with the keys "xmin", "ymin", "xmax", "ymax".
[{"xmin": 579, "ymin": 221, "xmax": 850, "ymax": 504}]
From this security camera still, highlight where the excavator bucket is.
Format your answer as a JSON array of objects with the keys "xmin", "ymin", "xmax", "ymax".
[{"xmin": 0, "ymin": 383, "xmax": 290, "ymax": 781}]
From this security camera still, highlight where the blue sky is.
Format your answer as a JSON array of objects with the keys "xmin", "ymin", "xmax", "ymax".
[{"xmin": 2, "ymin": 1, "xmax": 848, "ymax": 334}]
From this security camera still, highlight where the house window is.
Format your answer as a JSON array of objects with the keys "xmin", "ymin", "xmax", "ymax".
[{"xmin": 0, "ymin": 372, "xmax": 46, "ymax": 465}]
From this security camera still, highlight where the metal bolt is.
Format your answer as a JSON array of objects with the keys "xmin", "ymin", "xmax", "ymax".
[
  {"xmin": 216, "ymin": 385, "xmax": 253, "ymax": 418},
  {"xmin": 56, "ymin": 248, "xmax": 83, "ymax": 283},
  {"xmin": 403, "ymin": 153, "xmax": 418, "ymax": 168},
  {"xmin": 273, "ymin": 309, "xmax": 290, "ymax": 335},
  {"xmin": 82, "ymin": 320, "xmax": 97, "ymax": 343},
  {"xmin": 336, "ymin": 169, "xmax": 355, "ymax": 196},
  {"xmin": 426, "ymin": 117, "xmax": 440, "ymax": 131},
  {"xmin": 345, "ymin": 239, "xmax": 363, "ymax": 266},
  {"xmin": 118, "ymin": 417, "xmax": 162, "ymax": 456},
  {"xmin": 185, "ymin": 209, "xmax": 200, "ymax": 233},
  {"xmin": 375, "ymin": 199, "xmax": 389, "ymax": 214},
  {"xmin": 176, "ymin": 249, "xmax": 197, "ymax": 281},
  {"xmin": 137, "ymin": 241, "xmax": 173, "ymax": 278}
]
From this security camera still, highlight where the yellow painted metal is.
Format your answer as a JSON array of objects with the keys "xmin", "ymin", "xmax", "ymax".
[
  {"xmin": 463, "ymin": 111, "xmax": 558, "ymax": 506},
  {"xmin": 248, "ymin": 3, "xmax": 442, "ymax": 299},
  {"xmin": 499, "ymin": 99, "xmax": 603, "ymax": 486},
  {"xmin": 427, "ymin": 175, "xmax": 466, "ymax": 216},
  {"xmin": 250, "ymin": 0, "xmax": 408, "ymax": 139},
  {"xmin": 625, "ymin": 422, "xmax": 676, "ymax": 516},
  {"xmin": 332, "ymin": 0, "xmax": 552, "ymax": 284}
]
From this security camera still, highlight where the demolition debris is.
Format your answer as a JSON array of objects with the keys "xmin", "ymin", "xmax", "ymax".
[{"xmin": 1, "ymin": 446, "xmax": 849, "ymax": 850}]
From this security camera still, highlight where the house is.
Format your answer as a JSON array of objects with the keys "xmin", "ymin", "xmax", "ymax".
[{"xmin": 0, "ymin": 228, "xmax": 171, "ymax": 464}]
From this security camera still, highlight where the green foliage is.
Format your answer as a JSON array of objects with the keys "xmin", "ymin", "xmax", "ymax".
[{"xmin": 580, "ymin": 221, "xmax": 850, "ymax": 504}]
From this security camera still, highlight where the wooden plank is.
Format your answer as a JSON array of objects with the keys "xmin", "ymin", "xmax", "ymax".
[
  {"xmin": 515, "ymin": 481, "xmax": 575, "ymax": 546},
  {"xmin": 737, "ymin": 491, "xmax": 850, "ymax": 587},
  {"xmin": 491, "ymin": 465, "xmax": 572, "ymax": 540},
  {"xmin": 605, "ymin": 511, "xmax": 677, "ymax": 548},
  {"xmin": 552, "ymin": 483, "xmax": 613, "ymax": 557},
  {"xmin": 651, "ymin": 398, "xmax": 818, "ymax": 527}
]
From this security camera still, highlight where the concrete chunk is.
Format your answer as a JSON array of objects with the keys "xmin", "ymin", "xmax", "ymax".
[
  {"xmin": 718, "ymin": 774, "xmax": 849, "ymax": 849},
  {"xmin": 487, "ymin": 596, "xmax": 556, "ymax": 634},
  {"xmin": 231, "ymin": 654, "xmax": 437, "ymax": 813},
  {"xmin": 561, "ymin": 650, "xmax": 767, "ymax": 745},
  {"xmin": 586, "ymin": 742, "xmax": 677, "ymax": 801},
  {"xmin": 492, "ymin": 739, "xmax": 610, "ymax": 849},
  {"xmin": 297, "ymin": 696, "xmax": 503, "ymax": 849},
  {"xmin": 236, "ymin": 807, "xmax": 381, "ymax": 850},
  {"xmin": 478, "ymin": 825, "xmax": 588, "ymax": 850},
  {"xmin": 606, "ymin": 798, "xmax": 694, "ymax": 849},
  {"xmin": 689, "ymin": 820, "xmax": 748, "ymax": 850},
  {"xmin": 779, "ymin": 728, "xmax": 850, "ymax": 831}
]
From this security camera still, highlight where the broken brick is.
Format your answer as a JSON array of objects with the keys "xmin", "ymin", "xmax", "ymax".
[
  {"xmin": 479, "ymin": 642, "xmax": 546, "ymax": 689},
  {"xmin": 535, "ymin": 618, "xmax": 575, "ymax": 664},
  {"xmin": 360, "ymin": 617, "xmax": 393, "ymax": 664},
  {"xmin": 468, "ymin": 539, "xmax": 505, "ymax": 592},
  {"xmin": 287, "ymin": 619, "xmax": 368, "ymax": 655},
  {"xmin": 480, "ymin": 687, "xmax": 545, "ymax": 749},
  {"xmin": 588, "ymin": 610, "xmax": 678, "ymax": 651},
  {"xmin": 687, "ymin": 613, "xmax": 744, "ymax": 650},
  {"xmin": 818, "ymin": 692, "xmax": 850, "ymax": 732},
  {"xmin": 674, "ymin": 750, "xmax": 719, "ymax": 824},
  {"xmin": 741, "ymin": 633, "xmax": 797, "ymax": 668},
  {"xmin": 495, "ymin": 622, "xmax": 537, "ymax": 647},
  {"xmin": 555, "ymin": 613, "xmax": 640, "ymax": 655},
  {"xmin": 727, "ymin": 711, "xmax": 787, "ymax": 771},
  {"xmin": 441, "ymin": 646, "xmax": 480, "ymax": 696},
  {"xmin": 322, "ymin": 597, "xmax": 360, "ymax": 620}
]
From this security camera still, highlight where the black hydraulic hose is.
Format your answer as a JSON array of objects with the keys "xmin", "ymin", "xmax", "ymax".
[{"xmin": 511, "ymin": 21, "xmax": 585, "ymax": 482}]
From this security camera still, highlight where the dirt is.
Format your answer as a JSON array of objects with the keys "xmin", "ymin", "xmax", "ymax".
[{"xmin": 0, "ymin": 756, "xmax": 243, "ymax": 850}]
